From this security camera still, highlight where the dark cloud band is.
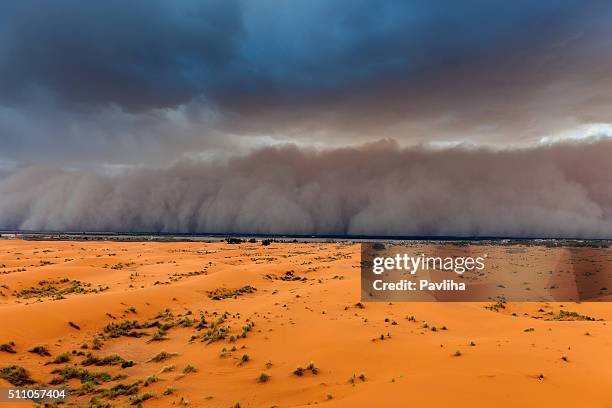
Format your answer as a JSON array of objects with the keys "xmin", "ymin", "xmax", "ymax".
[{"xmin": 0, "ymin": 0, "xmax": 602, "ymax": 113}]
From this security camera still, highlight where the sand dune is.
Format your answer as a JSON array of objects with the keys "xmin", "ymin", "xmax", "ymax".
[{"xmin": 0, "ymin": 240, "xmax": 610, "ymax": 407}]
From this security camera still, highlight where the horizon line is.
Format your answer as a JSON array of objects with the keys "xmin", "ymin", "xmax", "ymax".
[{"xmin": 1, "ymin": 230, "xmax": 610, "ymax": 242}]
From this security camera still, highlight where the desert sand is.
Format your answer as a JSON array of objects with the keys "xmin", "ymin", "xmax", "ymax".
[{"xmin": 0, "ymin": 240, "xmax": 610, "ymax": 407}]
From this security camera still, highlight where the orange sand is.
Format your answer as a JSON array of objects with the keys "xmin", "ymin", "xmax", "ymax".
[{"xmin": 0, "ymin": 240, "xmax": 610, "ymax": 407}]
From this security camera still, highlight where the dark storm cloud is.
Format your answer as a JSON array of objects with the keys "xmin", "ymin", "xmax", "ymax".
[
  {"xmin": 1, "ymin": 0, "xmax": 612, "ymax": 166},
  {"xmin": 0, "ymin": 0, "xmax": 598, "ymax": 112},
  {"xmin": 0, "ymin": 0, "xmax": 244, "ymax": 111},
  {"xmin": 1, "ymin": 139, "xmax": 611, "ymax": 238}
]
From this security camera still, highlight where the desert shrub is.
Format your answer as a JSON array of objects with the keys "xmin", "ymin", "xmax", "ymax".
[
  {"xmin": 121, "ymin": 360, "xmax": 135, "ymax": 368},
  {"xmin": 104, "ymin": 320, "xmax": 146, "ymax": 338},
  {"xmin": 29, "ymin": 345, "xmax": 51, "ymax": 357},
  {"xmin": 143, "ymin": 374, "xmax": 158, "ymax": 386},
  {"xmin": 208, "ymin": 285, "xmax": 257, "ymax": 300},
  {"xmin": 92, "ymin": 336, "xmax": 104, "ymax": 350},
  {"xmin": 548, "ymin": 310, "xmax": 596, "ymax": 321},
  {"xmin": 129, "ymin": 392, "xmax": 154, "ymax": 405},
  {"xmin": 102, "ymin": 381, "xmax": 141, "ymax": 399},
  {"xmin": 146, "ymin": 351, "xmax": 177, "ymax": 363},
  {"xmin": 0, "ymin": 365, "xmax": 35, "ymax": 386},
  {"xmin": 0, "ymin": 342, "xmax": 16, "ymax": 354},
  {"xmin": 82, "ymin": 353, "xmax": 129, "ymax": 367},
  {"xmin": 147, "ymin": 329, "xmax": 168, "ymax": 343},
  {"xmin": 201, "ymin": 323, "xmax": 229, "ymax": 344},
  {"xmin": 183, "ymin": 364, "xmax": 198, "ymax": 374},
  {"xmin": 349, "ymin": 373, "xmax": 366, "ymax": 384},
  {"xmin": 175, "ymin": 316, "xmax": 193, "ymax": 328},
  {"xmin": 485, "ymin": 299, "xmax": 506, "ymax": 312},
  {"xmin": 160, "ymin": 365, "xmax": 176, "ymax": 373},
  {"xmin": 50, "ymin": 367, "xmax": 112, "ymax": 385},
  {"xmin": 48, "ymin": 352, "xmax": 71, "ymax": 364},
  {"xmin": 306, "ymin": 361, "xmax": 319, "ymax": 375},
  {"xmin": 88, "ymin": 396, "xmax": 112, "ymax": 408}
]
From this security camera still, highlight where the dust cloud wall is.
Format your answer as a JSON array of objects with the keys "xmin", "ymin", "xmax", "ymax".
[{"xmin": 1, "ymin": 139, "xmax": 611, "ymax": 238}]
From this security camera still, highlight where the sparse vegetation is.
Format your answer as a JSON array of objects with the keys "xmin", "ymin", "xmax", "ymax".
[
  {"xmin": 147, "ymin": 328, "xmax": 169, "ymax": 343},
  {"xmin": 485, "ymin": 299, "xmax": 506, "ymax": 312},
  {"xmin": 183, "ymin": 364, "xmax": 198, "ymax": 374},
  {"xmin": 201, "ymin": 321, "xmax": 230, "ymax": 344},
  {"xmin": 29, "ymin": 345, "xmax": 51, "ymax": 357},
  {"xmin": 6, "ymin": 237, "xmax": 606, "ymax": 407},
  {"xmin": 0, "ymin": 365, "xmax": 35, "ymax": 386},
  {"xmin": 92, "ymin": 336, "xmax": 104, "ymax": 350},
  {"xmin": 82, "ymin": 353, "xmax": 131, "ymax": 367},
  {"xmin": 147, "ymin": 350, "xmax": 178, "ymax": 363},
  {"xmin": 349, "ymin": 373, "xmax": 367, "ymax": 384},
  {"xmin": 306, "ymin": 361, "xmax": 319, "ymax": 374},
  {"xmin": 102, "ymin": 381, "xmax": 141, "ymax": 399},
  {"xmin": 48, "ymin": 352, "xmax": 71, "ymax": 364},
  {"xmin": 208, "ymin": 285, "xmax": 257, "ymax": 300},
  {"xmin": 50, "ymin": 366, "xmax": 113, "ymax": 385},
  {"xmin": 280, "ymin": 271, "xmax": 305, "ymax": 281},
  {"xmin": 160, "ymin": 365, "xmax": 176, "ymax": 373},
  {"xmin": 547, "ymin": 310, "xmax": 597, "ymax": 321},
  {"xmin": 87, "ymin": 396, "xmax": 111, "ymax": 408},
  {"xmin": 129, "ymin": 392, "xmax": 154, "ymax": 405},
  {"xmin": 293, "ymin": 362, "xmax": 318, "ymax": 376},
  {"xmin": 0, "ymin": 342, "xmax": 16, "ymax": 354},
  {"xmin": 15, "ymin": 278, "xmax": 107, "ymax": 299},
  {"xmin": 104, "ymin": 320, "xmax": 146, "ymax": 338},
  {"xmin": 143, "ymin": 374, "xmax": 158, "ymax": 386}
]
